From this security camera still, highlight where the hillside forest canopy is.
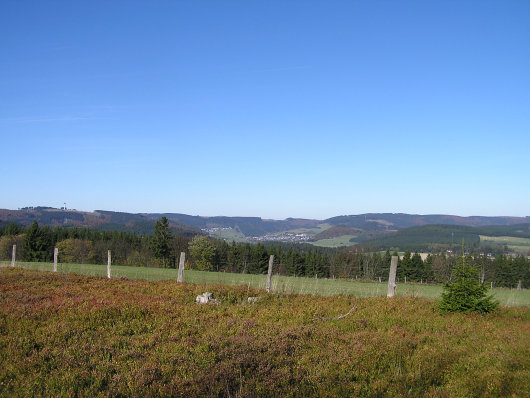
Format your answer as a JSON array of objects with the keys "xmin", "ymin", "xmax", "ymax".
[{"xmin": 0, "ymin": 220, "xmax": 529, "ymax": 289}]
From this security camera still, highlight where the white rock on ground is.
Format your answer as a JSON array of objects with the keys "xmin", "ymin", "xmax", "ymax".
[{"xmin": 196, "ymin": 292, "xmax": 216, "ymax": 304}]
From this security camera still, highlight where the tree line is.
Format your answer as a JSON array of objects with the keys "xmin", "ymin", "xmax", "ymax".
[{"xmin": 1, "ymin": 219, "xmax": 528, "ymax": 288}]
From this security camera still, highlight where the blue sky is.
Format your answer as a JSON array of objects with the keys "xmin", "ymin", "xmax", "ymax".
[{"xmin": 1, "ymin": 1, "xmax": 529, "ymax": 219}]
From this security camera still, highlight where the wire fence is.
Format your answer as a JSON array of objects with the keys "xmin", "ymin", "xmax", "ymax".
[
  {"xmin": 1, "ymin": 259, "xmax": 529, "ymax": 307},
  {"xmin": 0, "ymin": 258, "xmax": 422, "ymax": 296}
]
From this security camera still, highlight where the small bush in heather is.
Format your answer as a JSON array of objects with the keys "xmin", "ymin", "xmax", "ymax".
[{"xmin": 439, "ymin": 254, "xmax": 498, "ymax": 314}]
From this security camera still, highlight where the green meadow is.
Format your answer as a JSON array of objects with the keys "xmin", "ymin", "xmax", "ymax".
[
  {"xmin": 480, "ymin": 235, "xmax": 530, "ymax": 254},
  {"xmin": 311, "ymin": 235, "xmax": 358, "ymax": 248},
  {"xmin": 285, "ymin": 223, "xmax": 332, "ymax": 234},
  {"xmin": 207, "ymin": 227, "xmax": 248, "ymax": 242},
  {"xmin": 2, "ymin": 261, "xmax": 528, "ymax": 307}
]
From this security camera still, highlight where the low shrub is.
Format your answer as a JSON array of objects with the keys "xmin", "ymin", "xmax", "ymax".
[{"xmin": 0, "ymin": 268, "xmax": 528, "ymax": 397}]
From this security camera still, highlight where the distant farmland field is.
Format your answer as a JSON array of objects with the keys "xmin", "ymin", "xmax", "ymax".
[
  {"xmin": 480, "ymin": 235, "xmax": 530, "ymax": 254},
  {"xmin": 2, "ymin": 261, "xmax": 528, "ymax": 307},
  {"xmin": 311, "ymin": 235, "xmax": 357, "ymax": 248},
  {"xmin": 286, "ymin": 223, "xmax": 331, "ymax": 235},
  {"xmin": 207, "ymin": 227, "xmax": 247, "ymax": 242}
]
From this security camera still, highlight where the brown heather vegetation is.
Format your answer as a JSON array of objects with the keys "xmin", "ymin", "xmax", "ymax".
[{"xmin": 0, "ymin": 268, "xmax": 529, "ymax": 397}]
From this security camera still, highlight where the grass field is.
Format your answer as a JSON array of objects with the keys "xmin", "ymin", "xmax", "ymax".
[
  {"xmin": 284, "ymin": 223, "xmax": 331, "ymax": 235},
  {"xmin": 1, "ymin": 268, "xmax": 529, "ymax": 397},
  {"xmin": 480, "ymin": 235, "xmax": 530, "ymax": 254},
  {"xmin": 207, "ymin": 227, "xmax": 248, "ymax": 242},
  {"xmin": 2, "ymin": 261, "xmax": 528, "ymax": 307},
  {"xmin": 311, "ymin": 235, "xmax": 358, "ymax": 248}
]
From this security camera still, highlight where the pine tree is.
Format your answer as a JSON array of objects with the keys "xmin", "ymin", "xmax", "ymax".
[
  {"xmin": 411, "ymin": 252, "xmax": 424, "ymax": 281},
  {"xmin": 398, "ymin": 251, "xmax": 412, "ymax": 281},
  {"xmin": 151, "ymin": 217, "xmax": 173, "ymax": 267},
  {"xmin": 23, "ymin": 221, "xmax": 53, "ymax": 262},
  {"xmin": 188, "ymin": 236, "xmax": 216, "ymax": 271},
  {"xmin": 423, "ymin": 254, "xmax": 435, "ymax": 282},
  {"xmin": 439, "ymin": 242, "xmax": 498, "ymax": 314}
]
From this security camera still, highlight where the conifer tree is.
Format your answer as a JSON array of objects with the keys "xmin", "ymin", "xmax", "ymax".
[
  {"xmin": 398, "ymin": 250, "xmax": 412, "ymax": 281},
  {"xmin": 23, "ymin": 221, "xmax": 53, "ymax": 262},
  {"xmin": 411, "ymin": 252, "xmax": 424, "ymax": 281},
  {"xmin": 151, "ymin": 217, "xmax": 173, "ymax": 267},
  {"xmin": 188, "ymin": 235, "xmax": 216, "ymax": 271},
  {"xmin": 439, "ymin": 241, "xmax": 498, "ymax": 314}
]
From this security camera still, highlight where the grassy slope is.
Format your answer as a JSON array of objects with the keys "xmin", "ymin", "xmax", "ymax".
[
  {"xmin": 480, "ymin": 235, "xmax": 530, "ymax": 254},
  {"xmin": 313, "ymin": 225, "xmax": 360, "ymax": 240},
  {"xmin": 2, "ymin": 261, "xmax": 529, "ymax": 307},
  {"xmin": 357, "ymin": 224, "xmax": 530, "ymax": 252},
  {"xmin": 208, "ymin": 227, "xmax": 248, "ymax": 242},
  {"xmin": 1, "ymin": 269, "xmax": 529, "ymax": 397},
  {"xmin": 311, "ymin": 235, "xmax": 358, "ymax": 248},
  {"xmin": 286, "ymin": 223, "xmax": 331, "ymax": 234}
]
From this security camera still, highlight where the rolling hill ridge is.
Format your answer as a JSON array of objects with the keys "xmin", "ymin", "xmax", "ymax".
[{"xmin": 1, "ymin": 207, "xmax": 529, "ymax": 252}]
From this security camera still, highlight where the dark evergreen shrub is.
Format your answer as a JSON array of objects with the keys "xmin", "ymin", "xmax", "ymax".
[{"xmin": 439, "ymin": 254, "xmax": 498, "ymax": 314}]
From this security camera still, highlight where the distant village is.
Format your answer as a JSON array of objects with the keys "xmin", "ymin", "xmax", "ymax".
[
  {"xmin": 201, "ymin": 227, "xmax": 232, "ymax": 234},
  {"xmin": 201, "ymin": 227, "xmax": 312, "ymax": 243},
  {"xmin": 248, "ymin": 232, "xmax": 312, "ymax": 243}
]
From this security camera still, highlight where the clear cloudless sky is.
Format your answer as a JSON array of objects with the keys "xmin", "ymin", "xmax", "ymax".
[{"xmin": 1, "ymin": 1, "xmax": 529, "ymax": 219}]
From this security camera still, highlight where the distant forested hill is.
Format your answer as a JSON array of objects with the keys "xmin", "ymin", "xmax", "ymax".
[
  {"xmin": 0, "ymin": 208, "xmax": 199, "ymax": 236},
  {"xmin": 148, "ymin": 214, "xmax": 320, "ymax": 236},
  {"xmin": 359, "ymin": 225, "xmax": 480, "ymax": 251},
  {"xmin": 360, "ymin": 224, "xmax": 530, "ymax": 252},
  {"xmin": 0, "ymin": 208, "xmax": 320, "ymax": 237},
  {"xmin": 1, "ymin": 207, "xmax": 528, "ymax": 240},
  {"xmin": 326, "ymin": 213, "xmax": 530, "ymax": 230}
]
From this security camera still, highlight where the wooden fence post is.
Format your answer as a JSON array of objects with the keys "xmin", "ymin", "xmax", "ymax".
[
  {"xmin": 266, "ymin": 255, "xmax": 274, "ymax": 293},
  {"xmin": 177, "ymin": 252, "xmax": 185, "ymax": 283},
  {"xmin": 107, "ymin": 250, "xmax": 111, "ymax": 279},
  {"xmin": 387, "ymin": 256, "xmax": 398, "ymax": 298},
  {"xmin": 53, "ymin": 248, "xmax": 58, "ymax": 272},
  {"xmin": 11, "ymin": 244, "xmax": 16, "ymax": 267}
]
